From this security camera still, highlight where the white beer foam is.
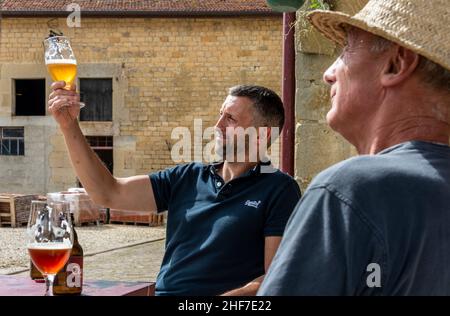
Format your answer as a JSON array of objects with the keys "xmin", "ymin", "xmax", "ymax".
[
  {"xmin": 45, "ymin": 59, "xmax": 77, "ymax": 65},
  {"xmin": 28, "ymin": 242, "xmax": 72, "ymax": 250}
]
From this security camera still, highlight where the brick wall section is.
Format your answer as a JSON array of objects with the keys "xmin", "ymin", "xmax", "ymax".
[{"xmin": 0, "ymin": 16, "xmax": 282, "ymax": 193}]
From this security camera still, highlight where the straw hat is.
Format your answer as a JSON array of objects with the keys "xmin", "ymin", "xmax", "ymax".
[{"xmin": 307, "ymin": 0, "xmax": 450, "ymax": 71}]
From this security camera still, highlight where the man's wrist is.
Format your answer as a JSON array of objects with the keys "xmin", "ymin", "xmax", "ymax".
[{"xmin": 60, "ymin": 119, "xmax": 80, "ymax": 134}]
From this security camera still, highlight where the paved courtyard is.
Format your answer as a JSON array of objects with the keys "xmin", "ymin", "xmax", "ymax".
[{"xmin": 0, "ymin": 224, "xmax": 166, "ymax": 282}]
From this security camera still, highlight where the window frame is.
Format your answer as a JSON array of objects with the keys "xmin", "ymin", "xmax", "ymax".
[{"xmin": 0, "ymin": 127, "xmax": 25, "ymax": 156}]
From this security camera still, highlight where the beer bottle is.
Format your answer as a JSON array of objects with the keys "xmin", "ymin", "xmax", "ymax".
[
  {"xmin": 52, "ymin": 214, "xmax": 83, "ymax": 295},
  {"xmin": 30, "ymin": 260, "xmax": 45, "ymax": 282}
]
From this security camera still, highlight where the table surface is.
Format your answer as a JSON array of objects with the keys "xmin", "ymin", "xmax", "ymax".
[{"xmin": 0, "ymin": 274, "xmax": 155, "ymax": 296}]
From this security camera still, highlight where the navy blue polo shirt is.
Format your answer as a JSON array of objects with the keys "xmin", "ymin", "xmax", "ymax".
[{"xmin": 149, "ymin": 161, "xmax": 301, "ymax": 296}]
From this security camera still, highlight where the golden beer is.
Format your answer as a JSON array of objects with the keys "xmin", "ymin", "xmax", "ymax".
[{"xmin": 46, "ymin": 59, "xmax": 77, "ymax": 89}]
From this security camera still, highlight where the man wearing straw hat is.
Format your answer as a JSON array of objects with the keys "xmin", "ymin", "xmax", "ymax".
[{"xmin": 259, "ymin": 0, "xmax": 450, "ymax": 295}]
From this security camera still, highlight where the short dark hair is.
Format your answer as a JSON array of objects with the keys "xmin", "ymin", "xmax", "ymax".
[{"xmin": 228, "ymin": 85, "xmax": 285, "ymax": 131}]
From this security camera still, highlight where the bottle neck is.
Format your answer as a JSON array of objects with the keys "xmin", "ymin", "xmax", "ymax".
[{"xmin": 70, "ymin": 213, "xmax": 79, "ymax": 244}]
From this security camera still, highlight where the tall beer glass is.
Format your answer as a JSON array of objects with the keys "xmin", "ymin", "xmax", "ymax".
[
  {"xmin": 27, "ymin": 201, "xmax": 74, "ymax": 296},
  {"xmin": 43, "ymin": 36, "xmax": 85, "ymax": 108}
]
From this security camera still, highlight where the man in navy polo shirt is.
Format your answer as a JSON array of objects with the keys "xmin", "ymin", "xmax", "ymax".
[{"xmin": 48, "ymin": 83, "xmax": 301, "ymax": 296}]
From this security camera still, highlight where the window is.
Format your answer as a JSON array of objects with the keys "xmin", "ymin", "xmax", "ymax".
[
  {"xmin": 0, "ymin": 127, "xmax": 24, "ymax": 156},
  {"xmin": 86, "ymin": 136, "xmax": 113, "ymax": 148},
  {"xmin": 14, "ymin": 79, "xmax": 46, "ymax": 116},
  {"xmin": 86, "ymin": 136, "xmax": 113, "ymax": 173},
  {"xmin": 79, "ymin": 78, "xmax": 113, "ymax": 122},
  {"xmin": 77, "ymin": 136, "xmax": 113, "ymax": 188}
]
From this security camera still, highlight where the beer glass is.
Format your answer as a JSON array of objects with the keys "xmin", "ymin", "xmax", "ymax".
[
  {"xmin": 27, "ymin": 200, "xmax": 74, "ymax": 296},
  {"xmin": 43, "ymin": 36, "xmax": 85, "ymax": 108}
]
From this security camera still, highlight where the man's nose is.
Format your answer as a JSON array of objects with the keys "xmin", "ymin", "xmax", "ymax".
[
  {"xmin": 323, "ymin": 60, "xmax": 338, "ymax": 85},
  {"xmin": 215, "ymin": 115, "xmax": 225, "ymax": 130}
]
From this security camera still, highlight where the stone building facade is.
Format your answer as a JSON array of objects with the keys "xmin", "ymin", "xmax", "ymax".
[{"xmin": 0, "ymin": 1, "xmax": 283, "ymax": 194}]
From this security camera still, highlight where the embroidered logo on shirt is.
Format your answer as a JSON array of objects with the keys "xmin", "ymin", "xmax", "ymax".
[{"xmin": 245, "ymin": 200, "xmax": 261, "ymax": 208}]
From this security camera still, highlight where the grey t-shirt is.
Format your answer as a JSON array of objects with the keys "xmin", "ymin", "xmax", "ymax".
[{"xmin": 259, "ymin": 141, "xmax": 450, "ymax": 295}]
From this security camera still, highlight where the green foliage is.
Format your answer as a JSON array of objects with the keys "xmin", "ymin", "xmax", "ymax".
[{"xmin": 309, "ymin": 0, "xmax": 331, "ymax": 10}]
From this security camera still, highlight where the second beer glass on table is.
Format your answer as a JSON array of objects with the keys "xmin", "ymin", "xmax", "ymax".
[{"xmin": 27, "ymin": 201, "xmax": 74, "ymax": 296}]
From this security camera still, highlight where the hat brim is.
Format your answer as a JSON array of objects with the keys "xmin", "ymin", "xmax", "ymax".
[
  {"xmin": 307, "ymin": 10, "xmax": 408, "ymax": 48},
  {"xmin": 307, "ymin": 10, "xmax": 352, "ymax": 46},
  {"xmin": 307, "ymin": 10, "xmax": 449, "ymax": 71}
]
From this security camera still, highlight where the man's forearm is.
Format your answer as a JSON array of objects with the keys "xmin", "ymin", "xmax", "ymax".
[
  {"xmin": 61, "ymin": 122, "xmax": 117, "ymax": 206},
  {"xmin": 221, "ymin": 275, "xmax": 264, "ymax": 296}
]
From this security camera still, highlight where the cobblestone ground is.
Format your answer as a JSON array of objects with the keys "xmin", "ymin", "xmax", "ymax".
[
  {"xmin": 84, "ymin": 240, "xmax": 165, "ymax": 282},
  {"xmin": 0, "ymin": 224, "xmax": 166, "ymax": 277}
]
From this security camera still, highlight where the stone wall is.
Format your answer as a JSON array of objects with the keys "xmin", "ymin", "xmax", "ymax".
[
  {"xmin": 0, "ymin": 16, "xmax": 282, "ymax": 194},
  {"xmin": 294, "ymin": 0, "xmax": 367, "ymax": 191}
]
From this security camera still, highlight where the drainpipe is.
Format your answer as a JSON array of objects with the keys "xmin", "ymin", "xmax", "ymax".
[{"xmin": 280, "ymin": 12, "xmax": 296, "ymax": 176}]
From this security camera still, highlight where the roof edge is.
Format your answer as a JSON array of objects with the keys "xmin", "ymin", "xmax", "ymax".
[{"xmin": 0, "ymin": 10, "xmax": 282, "ymax": 18}]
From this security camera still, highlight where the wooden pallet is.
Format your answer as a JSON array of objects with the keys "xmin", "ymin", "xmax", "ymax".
[
  {"xmin": 76, "ymin": 220, "xmax": 104, "ymax": 227},
  {"xmin": 47, "ymin": 192, "xmax": 102, "ymax": 226},
  {"xmin": 0, "ymin": 195, "xmax": 15, "ymax": 227},
  {"xmin": 0, "ymin": 194, "xmax": 38, "ymax": 227},
  {"xmin": 13, "ymin": 221, "xmax": 28, "ymax": 228},
  {"xmin": 110, "ymin": 210, "xmax": 164, "ymax": 227},
  {"xmin": 110, "ymin": 221, "xmax": 154, "ymax": 227}
]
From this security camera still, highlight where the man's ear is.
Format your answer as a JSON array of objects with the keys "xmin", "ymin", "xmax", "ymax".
[{"xmin": 381, "ymin": 46, "xmax": 420, "ymax": 87}]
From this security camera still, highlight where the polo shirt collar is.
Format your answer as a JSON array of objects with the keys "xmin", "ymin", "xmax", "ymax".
[{"xmin": 207, "ymin": 159, "xmax": 272, "ymax": 177}]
